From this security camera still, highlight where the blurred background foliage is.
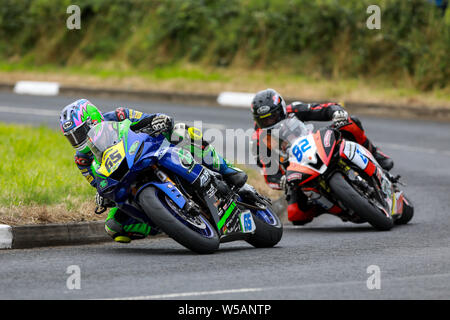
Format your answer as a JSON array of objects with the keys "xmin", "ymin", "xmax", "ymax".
[{"xmin": 0, "ymin": 0, "xmax": 448, "ymax": 91}]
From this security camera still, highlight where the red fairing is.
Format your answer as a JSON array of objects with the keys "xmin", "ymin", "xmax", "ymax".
[
  {"xmin": 313, "ymin": 129, "xmax": 336, "ymax": 166},
  {"xmin": 364, "ymin": 160, "xmax": 377, "ymax": 176},
  {"xmin": 287, "ymin": 162, "xmax": 320, "ymax": 185}
]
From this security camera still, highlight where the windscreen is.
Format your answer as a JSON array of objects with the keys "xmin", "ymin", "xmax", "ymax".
[
  {"xmin": 257, "ymin": 117, "xmax": 312, "ymax": 168},
  {"xmin": 86, "ymin": 122, "xmax": 121, "ymax": 163},
  {"xmin": 262, "ymin": 117, "xmax": 311, "ymax": 149}
]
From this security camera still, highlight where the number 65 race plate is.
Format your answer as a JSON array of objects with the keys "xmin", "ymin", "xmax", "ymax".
[{"xmin": 239, "ymin": 210, "xmax": 256, "ymax": 233}]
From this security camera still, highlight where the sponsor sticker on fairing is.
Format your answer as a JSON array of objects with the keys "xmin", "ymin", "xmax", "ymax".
[
  {"xmin": 287, "ymin": 172, "xmax": 302, "ymax": 182},
  {"xmin": 199, "ymin": 169, "xmax": 211, "ymax": 187},
  {"xmin": 128, "ymin": 141, "xmax": 140, "ymax": 155},
  {"xmin": 324, "ymin": 130, "xmax": 332, "ymax": 148},
  {"xmin": 205, "ymin": 184, "xmax": 216, "ymax": 198},
  {"xmin": 268, "ymin": 183, "xmax": 281, "ymax": 190},
  {"xmin": 239, "ymin": 210, "xmax": 256, "ymax": 233},
  {"xmin": 99, "ymin": 180, "xmax": 108, "ymax": 189}
]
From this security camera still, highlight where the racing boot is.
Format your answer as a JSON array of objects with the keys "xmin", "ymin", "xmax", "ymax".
[
  {"xmin": 222, "ymin": 167, "xmax": 248, "ymax": 190},
  {"xmin": 202, "ymin": 144, "xmax": 248, "ymax": 189},
  {"xmin": 372, "ymin": 147, "xmax": 394, "ymax": 171},
  {"xmin": 104, "ymin": 208, "xmax": 157, "ymax": 243},
  {"xmin": 339, "ymin": 116, "xmax": 394, "ymax": 171},
  {"xmin": 172, "ymin": 122, "xmax": 248, "ymax": 189},
  {"xmin": 192, "ymin": 168, "xmax": 231, "ymax": 199}
]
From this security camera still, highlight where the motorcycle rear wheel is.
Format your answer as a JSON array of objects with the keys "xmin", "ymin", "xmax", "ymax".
[
  {"xmin": 394, "ymin": 196, "xmax": 414, "ymax": 225},
  {"xmin": 245, "ymin": 205, "xmax": 283, "ymax": 248}
]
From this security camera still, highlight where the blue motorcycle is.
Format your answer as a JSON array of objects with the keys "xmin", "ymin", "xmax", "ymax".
[{"xmin": 87, "ymin": 119, "xmax": 283, "ymax": 253}]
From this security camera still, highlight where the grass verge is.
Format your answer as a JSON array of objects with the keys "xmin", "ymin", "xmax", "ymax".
[
  {"xmin": 0, "ymin": 123, "xmax": 277, "ymax": 225},
  {"xmin": 0, "ymin": 123, "xmax": 97, "ymax": 225}
]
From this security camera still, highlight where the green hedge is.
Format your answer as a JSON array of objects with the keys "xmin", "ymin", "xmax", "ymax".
[{"xmin": 0, "ymin": 0, "xmax": 449, "ymax": 90}]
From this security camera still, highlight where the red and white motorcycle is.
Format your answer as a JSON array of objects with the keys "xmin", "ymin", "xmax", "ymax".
[{"xmin": 263, "ymin": 117, "xmax": 414, "ymax": 230}]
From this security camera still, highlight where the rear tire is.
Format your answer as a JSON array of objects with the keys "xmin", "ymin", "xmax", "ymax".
[
  {"xmin": 246, "ymin": 206, "xmax": 283, "ymax": 248},
  {"xmin": 329, "ymin": 172, "xmax": 393, "ymax": 231},
  {"xmin": 139, "ymin": 187, "xmax": 220, "ymax": 254}
]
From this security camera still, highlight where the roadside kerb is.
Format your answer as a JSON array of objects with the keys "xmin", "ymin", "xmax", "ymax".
[{"xmin": 0, "ymin": 198, "xmax": 287, "ymax": 250}]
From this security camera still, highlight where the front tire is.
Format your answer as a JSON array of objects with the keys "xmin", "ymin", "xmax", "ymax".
[
  {"xmin": 139, "ymin": 187, "xmax": 220, "ymax": 254},
  {"xmin": 329, "ymin": 172, "xmax": 394, "ymax": 231},
  {"xmin": 246, "ymin": 205, "xmax": 283, "ymax": 248},
  {"xmin": 394, "ymin": 196, "xmax": 414, "ymax": 225}
]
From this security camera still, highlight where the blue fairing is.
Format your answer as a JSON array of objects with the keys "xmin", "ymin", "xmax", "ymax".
[
  {"xmin": 237, "ymin": 196, "xmax": 277, "ymax": 226},
  {"xmin": 125, "ymin": 129, "xmax": 162, "ymax": 170},
  {"xmin": 93, "ymin": 124, "xmax": 204, "ymax": 227},
  {"xmin": 136, "ymin": 181, "xmax": 186, "ymax": 209}
]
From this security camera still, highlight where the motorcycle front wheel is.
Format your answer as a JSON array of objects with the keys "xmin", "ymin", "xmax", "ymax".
[
  {"xmin": 139, "ymin": 186, "xmax": 220, "ymax": 254},
  {"xmin": 329, "ymin": 172, "xmax": 394, "ymax": 231}
]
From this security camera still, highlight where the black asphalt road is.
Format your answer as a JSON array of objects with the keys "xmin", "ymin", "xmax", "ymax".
[{"xmin": 0, "ymin": 92, "xmax": 449, "ymax": 299}]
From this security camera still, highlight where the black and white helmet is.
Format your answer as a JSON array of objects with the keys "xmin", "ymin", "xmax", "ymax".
[{"xmin": 251, "ymin": 89, "xmax": 287, "ymax": 129}]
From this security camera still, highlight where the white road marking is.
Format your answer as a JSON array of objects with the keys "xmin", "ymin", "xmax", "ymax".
[
  {"xmin": 106, "ymin": 272, "xmax": 450, "ymax": 300},
  {"xmin": 14, "ymin": 81, "xmax": 59, "ymax": 96},
  {"xmin": 0, "ymin": 105, "xmax": 447, "ymax": 154},
  {"xmin": 217, "ymin": 91, "xmax": 254, "ymax": 108},
  {"xmin": 0, "ymin": 105, "xmax": 60, "ymax": 117},
  {"xmin": 107, "ymin": 287, "xmax": 264, "ymax": 300},
  {"xmin": 378, "ymin": 142, "xmax": 450, "ymax": 157}
]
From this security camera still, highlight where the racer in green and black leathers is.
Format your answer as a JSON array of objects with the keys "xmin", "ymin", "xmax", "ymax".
[{"xmin": 60, "ymin": 99, "xmax": 247, "ymax": 243}]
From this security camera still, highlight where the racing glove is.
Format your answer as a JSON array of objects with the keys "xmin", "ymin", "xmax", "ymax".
[
  {"xmin": 279, "ymin": 175, "xmax": 288, "ymax": 195},
  {"xmin": 151, "ymin": 115, "xmax": 173, "ymax": 136},
  {"xmin": 332, "ymin": 110, "xmax": 349, "ymax": 128},
  {"xmin": 95, "ymin": 192, "xmax": 114, "ymax": 214}
]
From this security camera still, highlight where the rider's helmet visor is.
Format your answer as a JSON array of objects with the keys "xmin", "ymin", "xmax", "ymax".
[
  {"xmin": 64, "ymin": 121, "xmax": 91, "ymax": 149},
  {"xmin": 256, "ymin": 109, "xmax": 285, "ymax": 129}
]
